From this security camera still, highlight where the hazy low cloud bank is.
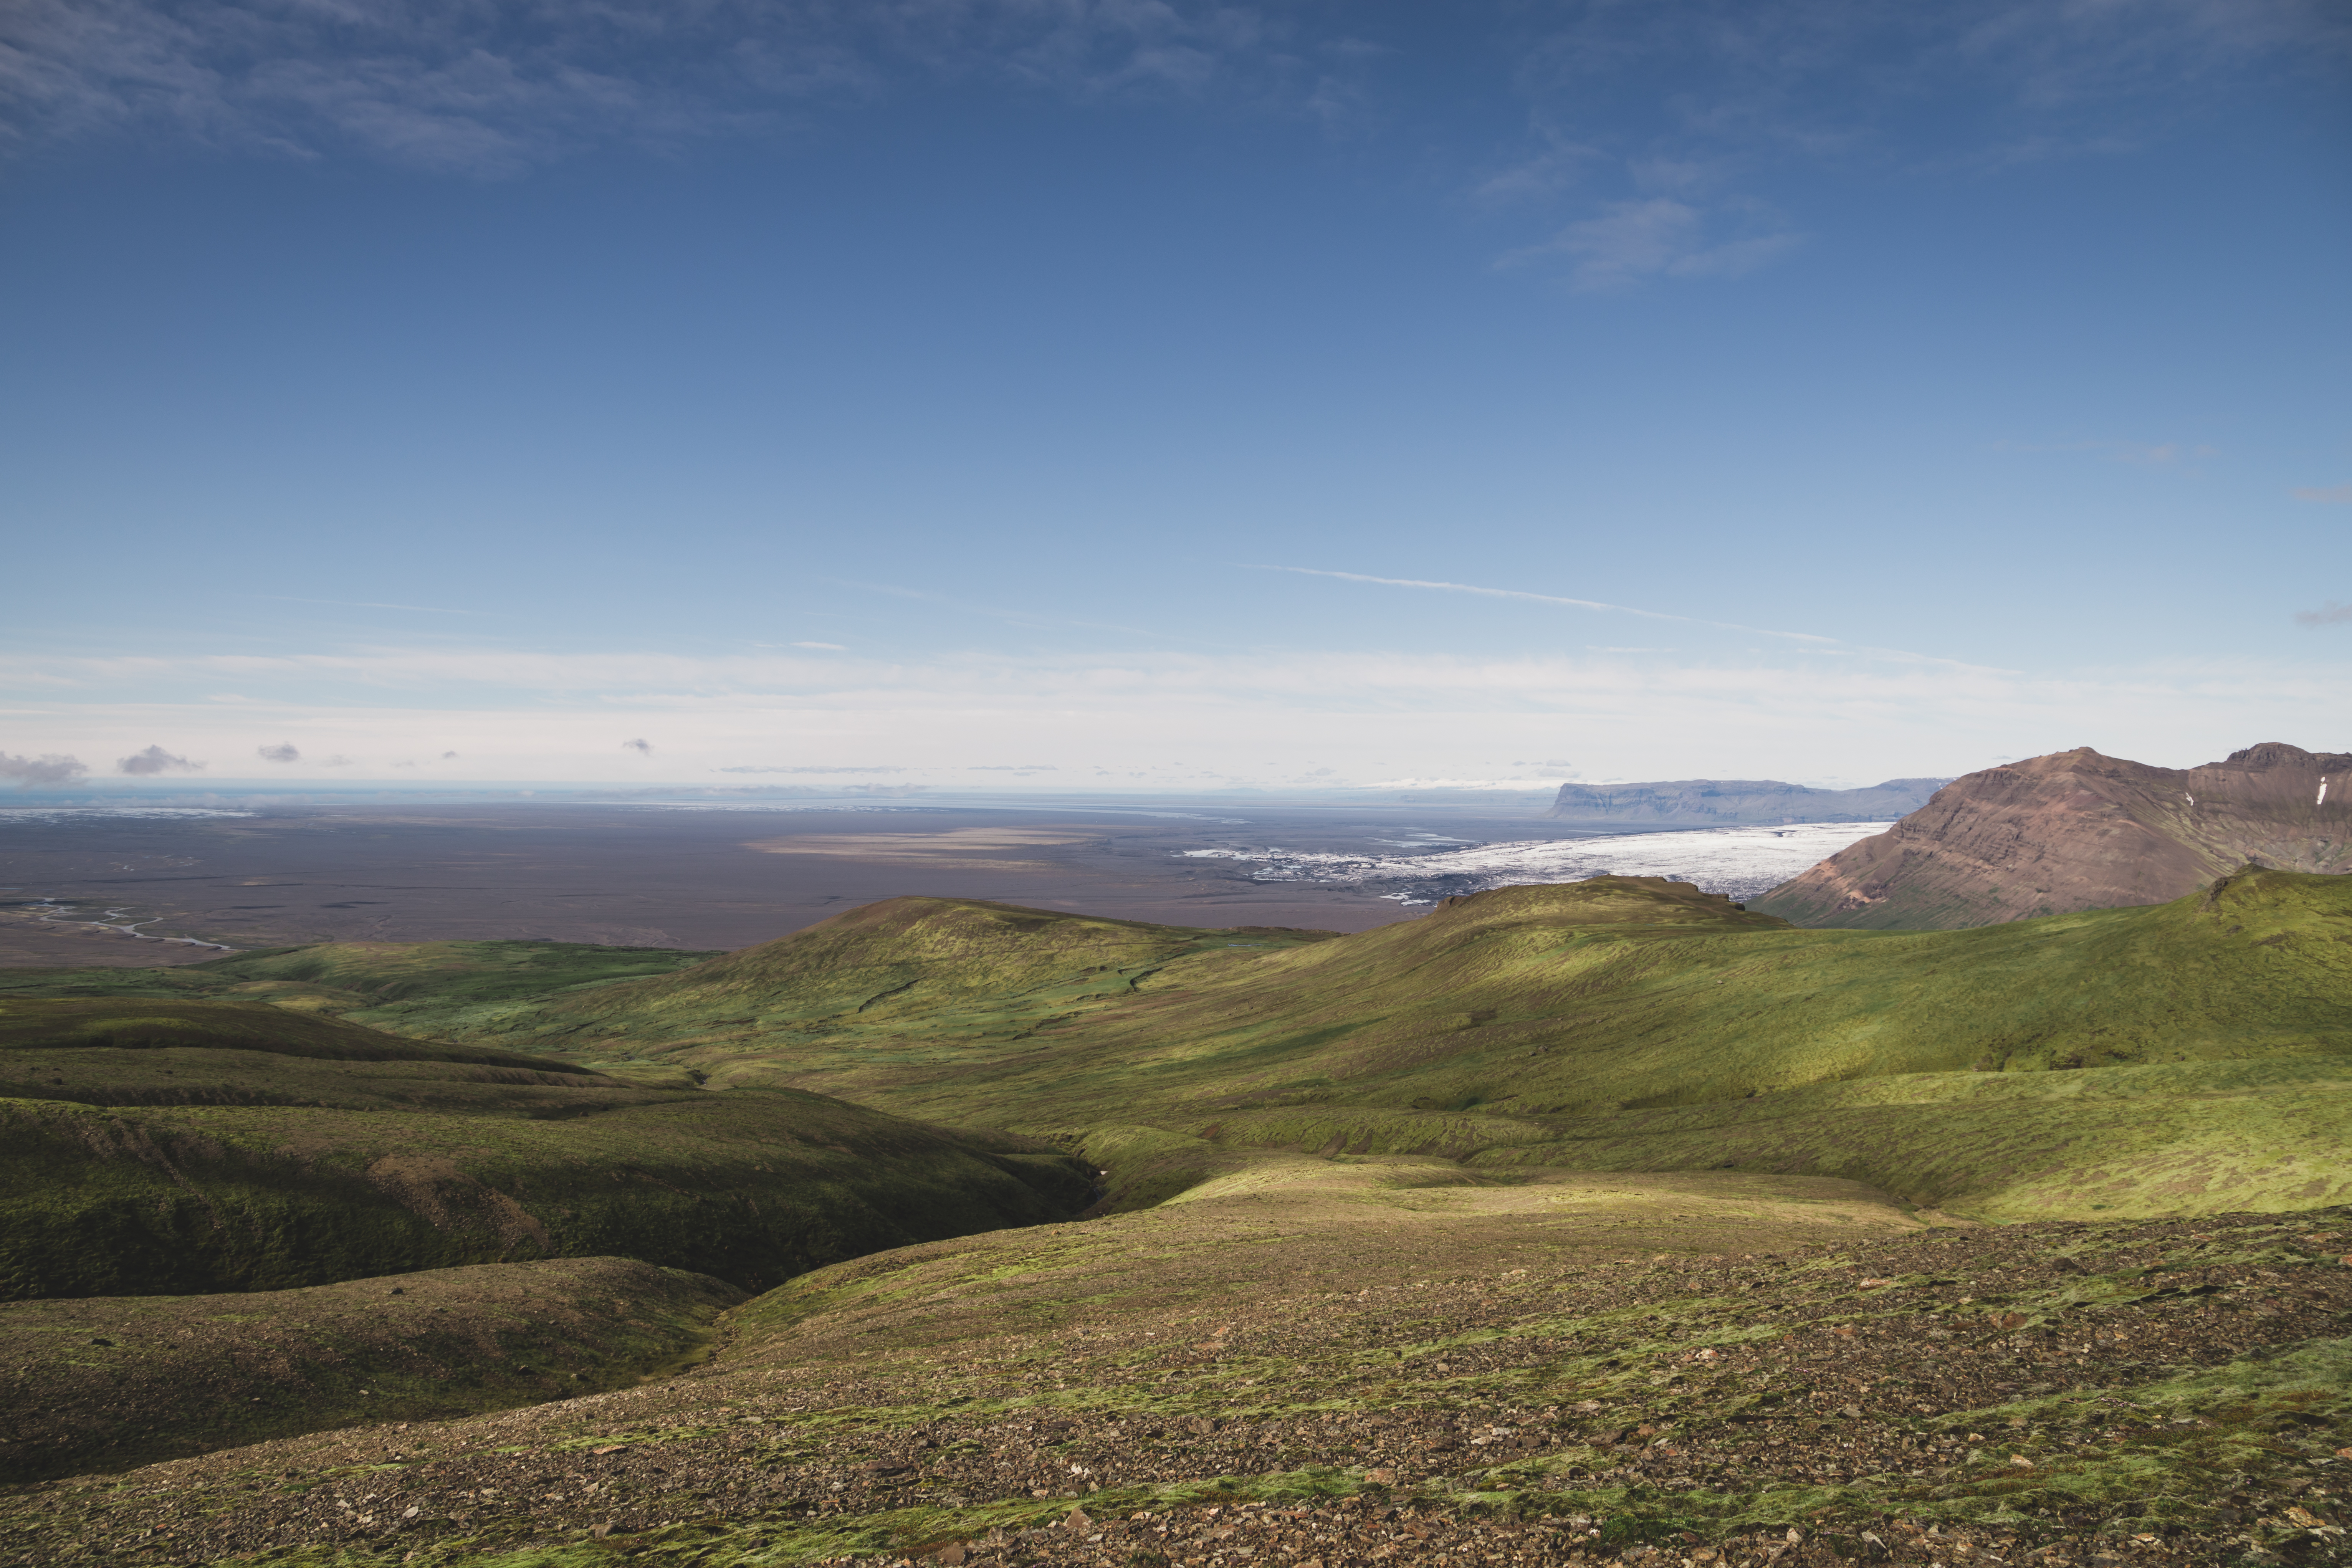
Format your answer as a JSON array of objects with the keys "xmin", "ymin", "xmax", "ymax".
[
  {"xmin": 2, "ymin": 746, "xmax": 208, "ymax": 784},
  {"xmin": 7, "ymin": 640, "xmax": 2346, "ymax": 787},
  {"xmin": 717, "ymin": 764, "xmax": 909, "ymax": 774}
]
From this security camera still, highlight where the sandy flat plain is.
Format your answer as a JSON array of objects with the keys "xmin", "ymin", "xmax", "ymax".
[{"xmin": 0, "ymin": 799, "xmax": 1601, "ymax": 964}]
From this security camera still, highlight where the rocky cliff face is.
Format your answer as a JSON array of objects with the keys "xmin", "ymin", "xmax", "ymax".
[
  {"xmin": 1750, "ymin": 742, "xmax": 2352, "ymax": 929},
  {"xmin": 1545, "ymin": 776, "xmax": 1948, "ymax": 827}
]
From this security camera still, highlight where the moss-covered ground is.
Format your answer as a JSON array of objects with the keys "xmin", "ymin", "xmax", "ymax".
[
  {"xmin": 0, "ymin": 1258, "xmax": 743, "ymax": 1482},
  {"xmin": 0, "ymin": 1160, "xmax": 2342, "ymax": 1566}
]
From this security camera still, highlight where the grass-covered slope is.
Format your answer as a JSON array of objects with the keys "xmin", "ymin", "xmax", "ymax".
[
  {"xmin": 0, "ymin": 937, "xmax": 721, "ymax": 1031},
  {"xmin": 455, "ymin": 896, "xmax": 1339, "ymax": 1049},
  {"xmin": 0, "ymin": 996, "xmax": 604, "ymax": 1075},
  {"xmin": 397, "ymin": 870, "xmax": 2352, "ymax": 1222},
  {"xmin": 10, "ymin": 1166, "xmax": 2344, "ymax": 1568},
  {"xmin": 6, "ymin": 871, "xmax": 2347, "ymax": 1238},
  {"xmin": 0, "ymin": 998, "xmax": 1095, "ymax": 1302}
]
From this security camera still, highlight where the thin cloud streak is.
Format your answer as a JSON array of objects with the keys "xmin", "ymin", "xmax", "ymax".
[
  {"xmin": 258, "ymin": 595, "xmax": 475, "ymax": 614},
  {"xmin": 1247, "ymin": 564, "xmax": 2000, "ymax": 670},
  {"xmin": 1247, "ymin": 564, "xmax": 1828, "ymax": 638}
]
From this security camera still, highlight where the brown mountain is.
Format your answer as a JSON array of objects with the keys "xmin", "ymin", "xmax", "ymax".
[
  {"xmin": 1750, "ymin": 741, "xmax": 2352, "ymax": 929},
  {"xmin": 1545, "ymin": 775, "xmax": 1947, "ymax": 828}
]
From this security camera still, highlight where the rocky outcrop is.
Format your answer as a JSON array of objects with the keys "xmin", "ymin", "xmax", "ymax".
[
  {"xmin": 1545, "ymin": 776, "xmax": 1947, "ymax": 827},
  {"xmin": 1750, "ymin": 742, "xmax": 2352, "ymax": 928}
]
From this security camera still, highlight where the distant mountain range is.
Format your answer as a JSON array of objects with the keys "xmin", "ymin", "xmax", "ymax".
[
  {"xmin": 1545, "ymin": 775, "xmax": 1949, "ymax": 828},
  {"xmin": 1752, "ymin": 741, "xmax": 2352, "ymax": 929}
]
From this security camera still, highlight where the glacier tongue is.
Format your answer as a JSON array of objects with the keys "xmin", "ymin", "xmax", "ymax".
[{"xmin": 1179, "ymin": 820, "xmax": 1893, "ymax": 905}]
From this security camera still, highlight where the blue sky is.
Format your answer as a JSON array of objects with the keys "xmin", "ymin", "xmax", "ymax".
[{"xmin": 3, "ymin": 0, "xmax": 2348, "ymax": 793}]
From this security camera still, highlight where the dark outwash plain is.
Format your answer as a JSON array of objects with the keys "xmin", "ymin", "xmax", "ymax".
[{"xmin": 0, "ymin": 772, "xmax": 2348, "ymax": 1568}]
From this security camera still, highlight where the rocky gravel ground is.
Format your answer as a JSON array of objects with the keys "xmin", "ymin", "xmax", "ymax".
[{"xmin": 1, "ymin": 1197, "xmax": 2346, "ymax": 1568}]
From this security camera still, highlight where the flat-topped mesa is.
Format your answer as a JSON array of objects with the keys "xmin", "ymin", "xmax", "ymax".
[
  {"xmin": 1545, "ymin": 776, "xmax": 1948, "ymax": 827},
  {"xmin": 1750, "ymin": 741, "xmax": 2352, "ymax": 930}
]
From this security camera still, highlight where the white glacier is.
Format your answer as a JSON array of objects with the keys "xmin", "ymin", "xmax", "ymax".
[{"xmin": 1178, "ymin": 819, "xmax": 1890, "ymax": 905}]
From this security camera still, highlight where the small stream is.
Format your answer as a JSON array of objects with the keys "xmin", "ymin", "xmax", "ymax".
[{"xmin": 18, "ymin": 897, "xmax": 239, "ymax": 953}]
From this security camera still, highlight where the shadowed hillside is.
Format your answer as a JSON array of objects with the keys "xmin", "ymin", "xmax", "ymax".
[
  {"xmin": 1753, "ymin": 742, "xmax": 2352, "ymax": 930},
  {"xmin": 0, "ymin": 937, "xmax": 723, "ymax": 1033},
  {"xmin": 0, "ymin": 997, "xmax": 1095, "ymax": 1301},
  {"xmin": 0, "ymin": 1257, "xmax": 744, "ymax": 1481}
]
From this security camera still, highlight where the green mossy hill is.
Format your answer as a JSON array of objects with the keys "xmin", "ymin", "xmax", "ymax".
[
  {"xmin": 0, "ymin": 938, "xmax": 720, "ymax": 1033},
  {"xmin": 0, "ymin": 1257, "xmax": 743, "ymax": 1482},
  {"xmin": 469, "ymin": 896, "xmax": 1339, "ymax": 1045},
  {"xmin": 519, "ymin": 870, "xmax": 2348, "ymax": 1123},
  {"xmin": 0, "ymin": 997, "xmax": 599, "ymax": 1075},
  {"xmin": 6, "ymin": 872, "xmax": 2348, "ymax": 1230},
  {"xmin": 403, "ymin": 871, "xmax": 2352, "ymax": 1222},
  {"xmin": 0, "ymin": 1007, "xmax": 1096, "ymax": 1302}
]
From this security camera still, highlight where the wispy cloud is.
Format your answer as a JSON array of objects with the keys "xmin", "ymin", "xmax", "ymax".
[
  {"xmin": 1995, "ymin": 438, "xmax": 2219, "ymax": 466},
  {"xmin": 256, "ymin": 595, "xmax": 476, "ymax": 613},
  {"xmin": 1250, "ymin": 565, "xmax": 1837, "ymax": 643},
  {"xmin": 621, "ymin": 737, "xmax": 653, "ymax": 756},
  {"xmin": 1500, "ymin": 197, "xmax": 1802, "ymax": 289},
  {"xmin": 256, "ymin": 743, "xmax": 299, "ymax": 763},
  {"xmin": 1472, "ymin": 138, "xmax": 1604, "ymax": 205},
  {"xmin": 1250, "ymin": 565, "xmax": 2014, "ymax": 671},
  {"xmin": 790, "ymin": 641, "xmax": 849, "ymax": 650},
  {"xmin": 1482, "ymin": 0, "xmax": 2344, "ymax": 288},
  {"xmin": 1510, "ymin": 0, "xmax": 2342, "ymax": 159},
  {"xmin": 2293, "ymin": 484, "xmax": 2352, "ymax": 504},
  {"xmin": 2297, "ymin": 602, "xmax": 2352, "ymax": 627},
  {"xmin": 1, "ymin": 0, "xmax": 1348, "ymax": 176}
]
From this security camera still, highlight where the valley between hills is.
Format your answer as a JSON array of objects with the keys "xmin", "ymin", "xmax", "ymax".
[{"xmin": 1, "ymin": 751, "xmax": 2349, "ymax": 1568}]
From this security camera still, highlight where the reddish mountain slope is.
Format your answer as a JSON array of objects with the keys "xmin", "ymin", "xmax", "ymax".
[{"xmin": 1750, "ymin": 741, "xmax": 2352, "ymax": 928}]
